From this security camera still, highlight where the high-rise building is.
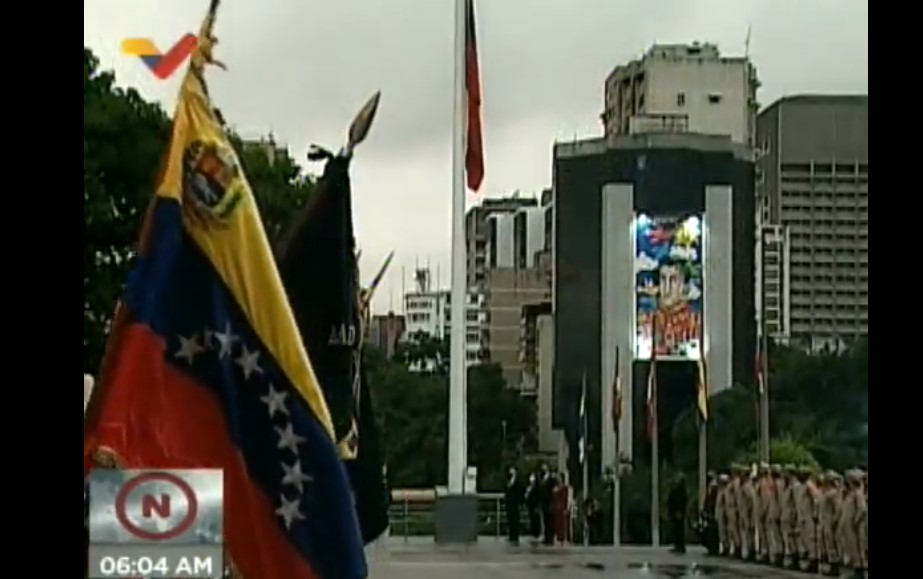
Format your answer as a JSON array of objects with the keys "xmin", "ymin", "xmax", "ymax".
[
  {"xmin": 553, "ymin": 132, "xmax": 755, "ymax": 480},
  {"xmin": 601, "ymin": 42, "xmax": 759, "ymax": 147},
  {"xmin": 402, "ymin": 268, "xmax": 485, "ymax": 368},
  {"xmin": 465, "ymin": 196, "xmax": 552, "ymax": 390},
  {"xmin": 756, "ymin": 95, "xmax": 868, "ymax": 352},
  {"xmin": 756, "ymin": 224, "xmax": 791, "ymax": 343},
  {"xmin": 367, "ymin": 313, "xmax": 406, "ymax": 359},
  {"xmin": 465, "ymin": 196, "xmax": 538, "ymax": 288}
]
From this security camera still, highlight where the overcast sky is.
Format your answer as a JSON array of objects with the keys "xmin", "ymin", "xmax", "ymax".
[{"xmin": 85, "ymin": 0, "xmax": 868, "ymax": 315}]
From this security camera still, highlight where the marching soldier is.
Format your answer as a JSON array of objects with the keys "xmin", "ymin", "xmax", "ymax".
[
  {"xmin": 841, "ymin": 469, "xmax": 867, "ymax": 579},
  {"xmin": 767, "ymin": 464, "xmax": 784, "ymax": 566},
  {"xmin": 780, "ymin": 465, "xmax": 798, "ymax": 569},
  {"xmin": 859, "ymin": 471, "xmax": 867, "ymax": 571},
  {"xmin": 820, "ymin": 471, "xmax": 842, "ymax": 576},
  {"xmin": 756, "ymin": 463, "xmax": 771, "ymax": 563},
  {"xmin": 797, "ymin": 467, "xmax": 821, "ymax": 573},
  {"xmin": 715, "ymin": 473, "xmax": 729, "ymax": 555},
  {"xmin": 725, "ymin": 465, "xmax": 741, "ymax": 557},
  {"xmin": 740, "ymin": 465, "xmax": 758, "ymax": 560}
]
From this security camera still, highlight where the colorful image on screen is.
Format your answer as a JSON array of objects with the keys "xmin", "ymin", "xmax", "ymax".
[{"xmin": 634, "ymin": 213, "xmax": 703, "ymax": 360}]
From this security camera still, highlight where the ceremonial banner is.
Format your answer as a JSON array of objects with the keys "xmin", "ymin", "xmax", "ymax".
[
  {"xmin": 82, "ymin": 4, "xmax": 366, "ymax": 578},
  {"xmin": 277, "ymin": 148, "xmax": 390, "ymax": 544}
]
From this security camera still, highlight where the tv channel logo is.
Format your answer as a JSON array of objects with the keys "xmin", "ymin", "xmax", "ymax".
[
  {"xmin": 90, "ymin": 469, "xmax": 223, "ymax": 544},
  {"xmin": 121, "ymin": 35, "xmax": 198, "ymax": 80}
]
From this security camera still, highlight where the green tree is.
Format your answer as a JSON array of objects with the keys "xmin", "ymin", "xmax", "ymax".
[
  {"xmin": 84, "ymin": 48, "xmax": 170, "ymax": 374},
  {"xmin": 734, "ymin": 434, "xmax": 820, "ymax": 469},
  {"xmin": 466, "ymin": 363, "xmax": 537, "ymax": 489},
  {"xmin": 369, "ymin": 336, "xmax": 537, "ymax": 490},
  {"xmin": 84, "ymin": 47, "xmax": 317, "ymax": 375}
]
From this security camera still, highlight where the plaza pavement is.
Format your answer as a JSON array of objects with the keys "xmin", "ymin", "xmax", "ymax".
[{"xmin": 368, "ymin": 537, "xmax": 810, "ymax": 578}]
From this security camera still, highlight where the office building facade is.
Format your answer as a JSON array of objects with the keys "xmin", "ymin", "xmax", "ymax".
[{"xmin": 756, "ymin": 95, "xmax": 868, "ymax": 352}]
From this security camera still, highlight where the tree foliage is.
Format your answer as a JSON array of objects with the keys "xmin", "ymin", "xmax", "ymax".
[
  {"xmin": 368, "ymin": 339, "xmax": 537, "ymax": 490},
  {"xmin": 670, "ymin": 338, "xmax": 868, "ymax": 477},
  {"xmin": 83, "ymin": 48, "xmax": 316, "ymax": 374}
]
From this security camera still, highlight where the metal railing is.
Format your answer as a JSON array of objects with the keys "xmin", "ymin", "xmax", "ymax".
[{"xmin": 387, "ymin": 492, "xmax": 531, "ymax": 541}]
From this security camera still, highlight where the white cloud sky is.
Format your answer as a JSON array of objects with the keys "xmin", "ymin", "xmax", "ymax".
[{"xmin": 84, "ymin": 0, "xmax": 868, "ymax": 314}]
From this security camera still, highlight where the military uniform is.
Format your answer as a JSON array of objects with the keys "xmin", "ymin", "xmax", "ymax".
[
  {"xmin": 715, "ymin": 474, "xmax": 729, "ymax": 555},
  {"xmin": 820, "ymin": 471, "xmax": 842, "ymax": 575},
  {"xmin": 767, "ymin": 464, "xmax": 784, "ymax": 565},
  {"xmin": 859, "ymin": 472, "xmax": 868, "ymax": 571},
  {"xmin": 725, "ymin": 466, "xmax": 741, "ymax": 557},
  {"xmin": 797, "ymin": 468, "xmax": 820, "ymax": 572},
  {"xmin": 780, "ymin": 465, "xmax": 798, "ymax": 568},
  {"xmin": 840, "ymin": 469, "xmax": 867, "ymax": 578},
  {"xmin": 740, "ymin": 467, "xmax": 758, "ymax": 560},
  {"xmin": 756, "ymin": 463, "xmax": 771, "ymax": 562}
]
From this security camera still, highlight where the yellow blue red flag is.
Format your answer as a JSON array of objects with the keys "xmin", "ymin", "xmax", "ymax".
[{"xmin": 83, "ymin": 4, "xmax": 366, "ymax": 578}]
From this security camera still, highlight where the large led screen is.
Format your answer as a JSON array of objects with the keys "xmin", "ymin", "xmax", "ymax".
[{"xmin": 634, "ymin": 213, "xmax": 703, "ymax": 360}]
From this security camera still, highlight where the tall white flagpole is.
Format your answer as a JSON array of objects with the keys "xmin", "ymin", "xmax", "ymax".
[{"xmin": 447, "ymin": 0, "xmax": 468, "ymax": 495}]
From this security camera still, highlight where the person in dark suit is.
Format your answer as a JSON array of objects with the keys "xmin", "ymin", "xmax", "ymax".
[
  {"xmin": 504, "ymin": 467, "xmax": 524, "ymax": 545},
  {"xmin": 668, "ymin": 473, "xmax": 689, "ymax": 554},
  {"xmin": 525, "ymin": 473, "xmax": 541, "ymax": 540}
]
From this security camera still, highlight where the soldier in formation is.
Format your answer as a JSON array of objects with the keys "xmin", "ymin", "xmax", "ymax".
[{"xmin": 709, "ymin": 463, "xmax": 867, "ymax": 579}]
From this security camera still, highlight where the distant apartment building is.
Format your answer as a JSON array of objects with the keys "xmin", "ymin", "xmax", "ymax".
[
  {"xmin": 484, "ymin": 267, "xmax": 551, "ymax": 390},
  {"xmin": 367, "ymin": 313, "xmax": 406, "ymax": 359},
  {"xmin": 402, "ymin": 268, "xmax": 485, "ymax": 367},
  {"xmin": 465, "ymin": 196, "xmax": 538, "ymax": 288},
  {"xmin": 756, "ymin": 224, "xmax": 791, "ymax": 343},
  {"xmin": 601, "ymin": 42, "xmax": 759, "ymax": 147},
  {"xmin": 464, "ymin": 195, "xmax": 553, "ymax": 390},
  {"xmin": 756, "ymin": 95, "xmax": 868, "ymax": 352}
]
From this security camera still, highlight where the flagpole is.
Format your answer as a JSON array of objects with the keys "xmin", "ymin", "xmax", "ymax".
[
  {"xmin": 759, "ymin": 325, "xmax": 770, "ymax": 463},
  {"xmin": 581, "ymin": 372, "xmax": 589, "ymax": 547},
  {"xmin": 648, "ymin": 318, "xmax": 660, "ymax": 548},
  {"xmin": 698, "ymin": 332, "xmax": 708, "ymax": 511},
  {"xmin": 447, "ymin": 0, "xmax": 468, "ymax": 495},
  {"xmin": 612, "ymin": 346, "xmax": 621, "ymax": 547}
]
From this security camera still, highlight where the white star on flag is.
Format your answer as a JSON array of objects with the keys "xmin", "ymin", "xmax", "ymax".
[
  {"xmin": 235, "ymin": 345, "xmax": 263, "ymax": 380},
  {"xmin": 275, "ymin": 494, "xmax": 305, "ymax": 529},
  {"xmin": 274, "ymin": 423, "xmax": 306, "ymax": 454},
  {"xmin": 260, "ymin": 384, "xmax": 289, "ymax": 418},
  {"xmin": 176, "ymin": 334, "xmax": 204, "ymax": 365},
  {"xmin": 213, "ymin": 321, "xmax": 239, "ymax": 359},
  {"xmin": 281, "ymin": 460, "xmax": 314, "ymax": 493}
]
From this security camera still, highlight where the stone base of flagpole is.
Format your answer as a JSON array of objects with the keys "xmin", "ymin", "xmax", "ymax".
[{"xmin": 434, "ymin": 494, "xmax": 479, "ymax": 544}]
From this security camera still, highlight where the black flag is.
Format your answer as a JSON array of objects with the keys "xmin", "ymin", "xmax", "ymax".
[{"xmin": 276, "ymin": 147, "xmax": 389, "ymax": 543}]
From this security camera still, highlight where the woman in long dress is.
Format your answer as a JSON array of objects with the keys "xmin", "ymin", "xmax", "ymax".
[{"xmin": 552, "ymin": 473, "xmax": 570, "ymax": 544}]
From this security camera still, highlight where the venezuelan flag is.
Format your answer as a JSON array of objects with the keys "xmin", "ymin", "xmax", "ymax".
[{"xmin": 83, "ymin": 8, "xmax": 366, "ymax": 579}]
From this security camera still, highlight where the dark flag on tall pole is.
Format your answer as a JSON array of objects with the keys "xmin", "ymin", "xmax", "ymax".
[
  {"xmin": 646, "ymin": 316, "xmax": 659, "ymax": 440},
  {"xmin": 275, "ymin": 92, "xmax": 389, "ymax": 544},
  {"xmin": 465, "ymin": 0, "xmax": 485, "ymax": 191}
]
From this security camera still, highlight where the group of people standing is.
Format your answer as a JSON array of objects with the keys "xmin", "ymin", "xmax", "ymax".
[
  {"xmin": 504, "ymin": 464, "xmax": 576, "ymax": 546},
  {"xmin": 701, "ymin": 463, "xmax": 868, "ymax": 579}
]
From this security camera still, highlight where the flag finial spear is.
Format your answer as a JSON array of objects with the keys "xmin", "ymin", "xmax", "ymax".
[
  {"xmin": 192, "ymin": 0, "xmax": 227, "ymax": 74},
  {"xmin": 345, "ymin": 91, "xmax": 382, "ymax": 155}
]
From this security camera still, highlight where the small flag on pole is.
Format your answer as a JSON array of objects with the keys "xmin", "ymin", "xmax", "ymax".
[
  {"xmin": 756, "ymin": 331, "xmax": 765, "ymax": 395},
  {"xmin": 578, "ymin": 372, "xmax": 587, "ymax": 465},
  {"xmin": 646, "ymin": 316, "xmax": 658, "ymax": 440},
  {"xmin": 696, "ymin": 357, "xmax": 709, "ymax": 422},
  {"xmin": 465, "ymin": 0, "xmax": 485, "ymax": 191},
  {"xmin": 612, "ymin": 346, "xmax": 622, "ymax": 430}
]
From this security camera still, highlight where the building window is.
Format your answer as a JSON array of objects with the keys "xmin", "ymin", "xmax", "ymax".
[
  {"xmin": 676, "ymin": 92, "xmax": 686, "ymax": 107},
  {"xmin": 707, "ymin": 92, "xmax": 722, "ymax": 104}
]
